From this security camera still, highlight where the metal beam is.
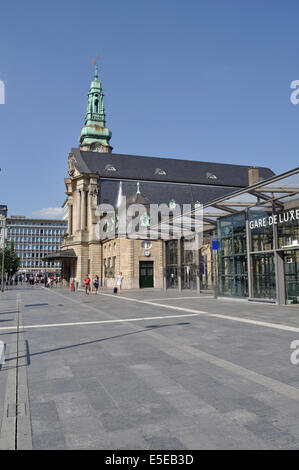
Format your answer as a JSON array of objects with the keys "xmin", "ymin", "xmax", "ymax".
[
  {"xmin": 213, "ymin": 204, "xmax": 238, "ymax": 213},
  {"xmin": 253, "ymin": 187, "xmax": 299, "ymax": 193},
  {"xmin": 203, "ymin": 212, "xmax": 230, "ymax": 218},
  {"xmin": 215, "ymin": 201, "xmax": 266, "ymax": 207}
]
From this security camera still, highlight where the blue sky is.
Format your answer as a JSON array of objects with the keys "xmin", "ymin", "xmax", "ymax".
[{"xmin": 0, "ymin": 0, "xmax": 299, "ymax": 217}]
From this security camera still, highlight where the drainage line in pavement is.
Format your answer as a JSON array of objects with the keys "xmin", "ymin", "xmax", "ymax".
[
  {"xmin": 0, "ymin": 294, "xmax": 32, "ymax": 450},
  {"xmin": 14, "ymin": 296, "xmax": 20, "ymax": 449}
]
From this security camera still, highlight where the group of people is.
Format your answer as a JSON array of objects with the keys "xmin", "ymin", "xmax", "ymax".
[
  {"xmin": 0, "ymin": 274, "xmax": 60, "ymax": 288},
  {"xmin": 83, "ymin": 272, "xmax": 124, "ymax": 295},
  {"xmin": 0, "ymin": 274, "xmax": 25, "ymax": 287},
  {"xmin": 83, "ymin": 275, "xmax": 99, "ymax": 294},
  {"xmin": 45, "ymin": 275, "xmax": 59, "ymax": 288},
  {"xmin": 29, "ymin": 275, "xmax": 60, "ymax": 287}
]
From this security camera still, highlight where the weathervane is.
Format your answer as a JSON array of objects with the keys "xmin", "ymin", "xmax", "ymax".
[{"xmin": 92, "ymin": 56, "xmax": 99, "ymax": 79}]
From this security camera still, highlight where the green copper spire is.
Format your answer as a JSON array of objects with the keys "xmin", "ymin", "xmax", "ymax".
[{"xmin": 79, "ymin": 59, "xmax": 113, "ymax": 152}]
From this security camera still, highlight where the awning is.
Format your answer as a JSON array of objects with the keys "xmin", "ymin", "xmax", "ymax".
[{"xmin": 43, "ymin": 249, "xmax": 77, "ymax": 261}]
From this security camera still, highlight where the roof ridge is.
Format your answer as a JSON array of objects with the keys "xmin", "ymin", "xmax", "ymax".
[{"xmin": 77, "ymin": 149, "xmax": 274, "ymax": 172}]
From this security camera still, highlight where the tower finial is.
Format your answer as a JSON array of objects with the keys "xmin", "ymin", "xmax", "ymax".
[
  {"xmin": 79, "ymin": 59, "xmax": 113, "ymax": 152},
  {"xmin": 92, "ymin": 56, "xmax": 99, "ymax": 80}
]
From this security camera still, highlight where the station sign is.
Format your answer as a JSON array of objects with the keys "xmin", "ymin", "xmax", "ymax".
[{"xmin": 249, "ymin": 208, "xmax": 299, "ymax": 230}]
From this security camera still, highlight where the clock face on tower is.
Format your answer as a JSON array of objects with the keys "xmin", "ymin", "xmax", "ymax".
[
  {"xmin": 91, "ymin": 143, "xmax": 105, "ymax": 153},
  {"xmin": 90, "ymin": 142, "xmax": 112, "ymax": 153},
  {"xmin": 140, "ymin": 214, "xmax": 150, "ymax": 227}
]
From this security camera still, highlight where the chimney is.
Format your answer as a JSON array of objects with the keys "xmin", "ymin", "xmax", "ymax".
[{"xmin": 248, "ymin": 167, "xmax": 260, "ymax": 186}]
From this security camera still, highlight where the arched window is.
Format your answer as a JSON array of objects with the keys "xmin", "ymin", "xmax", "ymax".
[{"xmin": 94, "ymin": 99, "xmax": 99, "ymax": 113}]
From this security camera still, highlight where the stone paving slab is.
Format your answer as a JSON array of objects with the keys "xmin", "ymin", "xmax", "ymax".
[{"xmin": 1, "ymin": 285, "xmax": 299, "ymax": 449}]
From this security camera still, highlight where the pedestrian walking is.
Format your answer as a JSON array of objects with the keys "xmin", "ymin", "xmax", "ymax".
[
  {"xmin": 93, "ymin": 275, "xmax": 99, "ymax": 294},
  {"xmin": 116, "ymin": 272, "xmax": 124, "ymax": 294}
]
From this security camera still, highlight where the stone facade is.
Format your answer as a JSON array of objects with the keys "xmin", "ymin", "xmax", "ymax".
[
  {"xmin": 101, "ymin": 238, "xmax": 163, "ymax": 289},
  {"xmin": 61, "ymin": 166, "xmax": 101, "ymax": 286},
  {"xmin": 61, "ymin": 160, "xmax": 164, "ymax": 289}
]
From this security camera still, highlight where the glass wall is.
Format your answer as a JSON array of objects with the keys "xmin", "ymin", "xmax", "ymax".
[
  {"xmin": 165, "ymin": 238, "xmax": 198, "ymax": 289},
  {"xmin": 181, "ymin": 238, "xmax": 198, "ymax": 290},
  {"xmin": 166, "ymin": 240, "xmax": 178, "ymax": 288},
  {"xmin": 277, "ymin": 211, "xmax": 299, "ymax": 249},
  {"xmin": 217, "ymin": 213, "xmax": 248, "ymax": 297},
  {"xmin": 248, "ymin": 203, "xmax": 299, "ymax": 302},
  {"xmin": 251, "ymin": 253, "xmax": 276, "ymax": 300},
  {"xmin": 249, "ymin": 206, "xmax": 274, "ymax": 252},
  {"xmin": 208, "ymin": 169, "xmax": 299, "ymax": 304},
  {"xmin": 284, "ymin": 250, "xmax": 299, "ymax": 304}
]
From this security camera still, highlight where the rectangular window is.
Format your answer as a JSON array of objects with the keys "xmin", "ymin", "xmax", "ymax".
[
  {"xmin": 277, "ymin": 208, "xmax": 299, "ymax": 249},
  {"xmin": 217, "ymin": 212, "xmax": 248, "ymax": 297},
  {"xmin": 251, "ymin": 253, "xmax": 276, "ymax": 300},
  {"xmin": 249, "ymin": 206, "xmax": 274, "ymax": 252}
]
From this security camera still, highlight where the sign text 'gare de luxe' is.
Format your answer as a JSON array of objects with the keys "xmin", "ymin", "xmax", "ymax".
[{"xmin": 249, "ymin": 208, "xmax": 299, "ymax": 230}]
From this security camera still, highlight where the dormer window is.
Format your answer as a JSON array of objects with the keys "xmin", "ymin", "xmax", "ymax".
[
  {"xmin": 206, "ymin": 172, "xmax": 217, "ymax": 181},
  {"xmin": 155, "ymin": 168, "xmax": 167, "ymax": 176},
  {"xmin": 104, "ymin": 164, "xmax": 117, "ymax": 172}
]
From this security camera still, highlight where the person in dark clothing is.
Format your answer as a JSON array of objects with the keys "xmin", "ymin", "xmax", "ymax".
[{"xmin": 93, "ymin": 275, "xmax": 99, "ymax": 294}]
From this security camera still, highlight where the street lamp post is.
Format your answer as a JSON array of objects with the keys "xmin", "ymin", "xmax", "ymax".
[
  {"xmin": 0, "ymin": 208, "xmax": 7, "ymax": 293},
  {"xmin": 212, "ymin": 238, "xmax": 219, "ymax": 299},
  {"xmin": 0, "ymin": 170, "xmax": 5, "ymax": 291},
  {"xmin": 1, "ymin": 231, "xmax": 4, "ymax": 292}
]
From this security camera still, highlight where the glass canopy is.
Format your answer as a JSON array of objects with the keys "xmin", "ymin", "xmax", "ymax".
[{"xmin": 202, "ymin": 167, "xmax": 299, "ymax": 227}]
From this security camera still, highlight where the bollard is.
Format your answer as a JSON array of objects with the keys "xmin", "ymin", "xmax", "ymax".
[{"xmin": 0, "ymin": 341, "xmax": 5, "ymax": 365}]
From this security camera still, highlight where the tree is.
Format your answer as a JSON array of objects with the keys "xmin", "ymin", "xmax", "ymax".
[{"xmin": 0, "ymin": 242, "xmax": 21, "ymax": 278}]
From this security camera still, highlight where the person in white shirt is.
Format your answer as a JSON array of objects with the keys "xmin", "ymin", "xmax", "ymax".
[{"xmin": 116, "ymin": 272, "xmax": 123, "ymax": 294}]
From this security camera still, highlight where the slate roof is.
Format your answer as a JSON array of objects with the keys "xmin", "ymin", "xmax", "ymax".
[
  {"xmin": 71, "ymin": 148, "xmax": 275, "ymax": 188},
  {"xmin": 99, "ymin": 179, "xmax": 241, "ymax": 208}
]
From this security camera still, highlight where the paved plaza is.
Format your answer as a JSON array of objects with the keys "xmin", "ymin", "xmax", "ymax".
[{"xmin": 1, "ymin": 285, "xmax": 299, "ymax": 450}]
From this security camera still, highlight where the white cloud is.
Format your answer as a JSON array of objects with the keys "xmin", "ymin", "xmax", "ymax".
[{"xmin": 32, "ymin": 207, "xmax": 64, "ymax": 219}]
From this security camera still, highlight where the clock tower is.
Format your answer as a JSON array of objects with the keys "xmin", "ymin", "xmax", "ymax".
[{"xmin": 79, "ymin": 60, "xmax": 113, "ymax": 152}]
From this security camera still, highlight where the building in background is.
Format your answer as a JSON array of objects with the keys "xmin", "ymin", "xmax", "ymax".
[
  {"xmin": 6, "ymin": 216, "xmax": 67, "ymax": 278},
  {"xmin": 0, "ymin": 205, "xmax": 8, "ymax": 249}
]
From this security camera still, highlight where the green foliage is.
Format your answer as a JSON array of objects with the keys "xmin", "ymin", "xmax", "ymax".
[{"xmin": 0, "ymin": 242, "xmax": 21, "ymax": 277}]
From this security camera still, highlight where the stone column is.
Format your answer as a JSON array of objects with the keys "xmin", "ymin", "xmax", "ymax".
[
  {"xmin": 77, "ymin": 189, "xmax": 81, "ymax": 231},
  {"xmin": 81, "ymin": 190, "xmax": 86, "ymax": 230},
  {"xmin": 68, "ymin": 203, "xmax": 72, "ymax": 235},
  {"xmin": 85, "ymin": 190, "xmax": 89, "ymax": 229}
]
